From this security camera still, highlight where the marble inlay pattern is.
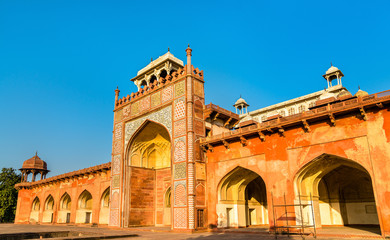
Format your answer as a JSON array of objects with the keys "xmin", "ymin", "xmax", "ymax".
[
  {"xmin": 174, "ymin": 162, "xmax": 186, "ymax": 180},
  {"xmin": 125, "ymin": 105, "xmax": 172, "ymax": 146}
]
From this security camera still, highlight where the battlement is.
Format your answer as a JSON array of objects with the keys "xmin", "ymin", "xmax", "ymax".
[{"xmin": 115, "ymin": 65, "xmax": 203, "ymax": 110}]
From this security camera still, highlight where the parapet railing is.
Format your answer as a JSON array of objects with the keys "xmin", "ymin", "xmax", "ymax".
[
  {"xmin": 115, "ymin": 66, "xmax": 203, "ymax": 109},
  {"xmin": 204, "ymin": 103, "xmax": 240, "ymax": 119},
  {"xmin": 200, "ymin": 90, "xmax": 390, "ymax": 144}
]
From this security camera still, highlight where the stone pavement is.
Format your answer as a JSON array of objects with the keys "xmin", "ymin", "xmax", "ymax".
[{"xmin": 0, "ymin": 224, "xmax": 384, "ymax": 240}]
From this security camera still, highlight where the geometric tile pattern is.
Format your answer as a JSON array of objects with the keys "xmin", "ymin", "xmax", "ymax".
[
  {"xmin": 123, "ymin": 105, "xmax": 131, "ymax": 117},
  {"xmin": 111, "ymin": 189, "xmax": 120, "ymax": 208},
  {"xmin": 110, "ymin": 213, "xmax": 118, "ymax": 227},
  {"xmin": 131, "ymin": 101, "xmax": 140, "ymax": 116},
  {"xmin": 174, "ymin": 181, "xmax": 187, "ymax": 206},
  {"xmin": 162, "ymin": 85, "xmax": 173, "ymax": 103},
  {"xmin": 114, "ymin": 123, "xmax": 122, "ymax": 140},
  {"xmin": 151, "ymin": 91, "xmax": 161, "ymax": 108},
  {"xmin": 174, "ymin": 97, "xmax": 186, "ymax": 120},
  {"xmin": 110, "ymin": 209, "xmax": 119, "ymax": 226},
  {"xmin": 174, "ymin": 119, "xmax": 186, "ymax": 138},
  {"xmin": 112, "ymin": 175, "xmax": 120, "ymax": 188},
  {"xmin": 113, "ymin": 141, "xmax": 121, "ymax": 154},
  {"xmin": 140, "ymin": 96, "xmax": 150, "ymax": 112},
  {"xmin": 112, "ymin": 155, "xmax": 121, "ymax": 175},
  {"xmin": 189, "ymin": 195, "xmax": 195, "ymax": 229},
  {"xmin": 124, "ymin": 105, "xmax": 172, "ymax": 146},
  {"xmin": 115, "ymin": 109, "xmax": 123, "ymax": 122},
  {"xmin": 174, "ymin": 137, "xmax": 186, "ymax": 163},
  {"xmin": 174, "ymin": 162, "xmax": 186, "ymax": 180},
  {"xmin": 174, "ymin": 208, "xmax": 187, "ymax": 229},
  {"xmin": 175, "ymin": 80, "xmax": 185, "ymax": 98}
]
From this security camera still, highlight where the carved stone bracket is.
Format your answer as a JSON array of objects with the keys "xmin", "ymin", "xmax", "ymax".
[
  {"xmin": 213, "ymin": 113, "xmax": 220, "ymax": 121},
  {"xmin": 258, "ymin": 131, "xmax": 266, "ymax": 141},
  {"xmin": 328, "ymin": 113, "xmax": 336, "ymax": 126},
  {"xmin": 206, "ymin": 143, "xmax": 214, "ymax": 152},
  {"xmin": 302, "ymin": 120, "xmax": 311, "ymax": 132},
  {"xmin": 240, "ymin": 136, "xmax": 247, "ymax": 146},
  {"xmin": 278, "ymin": 127, "xmax": 285, "ymax": 136},
  {"xmin": 222, "ymin": 140, "xmax": 229, "ymax": 149},
  {"xmin": 224, "ymin": 117, "xmax": 232, "ymax": 127},
  {"xmin": 376, "ymin": 103, "xmax": 384, "ymax": 108},
  {"xmin": 360, "ymin": 107, "xmax": 367, "ymax": 121}
]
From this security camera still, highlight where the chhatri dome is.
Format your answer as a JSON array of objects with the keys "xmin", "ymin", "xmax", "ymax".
[
  {"xmin": 323, "ymin": 63, "xmax": 344, "ymax": 88},
  {"xmin": 233, "ymin": 96, "xmax": 249, "ymax": 115},
  {"xmin": 355, "ymin": 86, "xmax": 369, "ymax": 97},
  {"xmin": 20, "ymin": 153, "xmax": 49, "ymax": 182}
]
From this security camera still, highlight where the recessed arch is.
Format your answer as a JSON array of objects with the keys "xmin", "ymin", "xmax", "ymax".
[
  {"xmin": 159, "ymin": 69, "xmax": 168, "ymax": 79},
  {"xmin": 294, "ymin": 153, "xmax": 380, "ymax": 232},
  {"xmin": 58, "ymin": 192, "xmax": 71, "ymax": 223},
  {"xmin": 149, "ymin": 75, "xmax": 157, "ymax": 84},
  {"xmin": 217, "ymin": 166, "xmax": 268, "ymax": 228},
  {"xmin": 42, "ymin": 195, "xmax": 55, "ymax": 223},
  {"xmin": 127, "ymin": 120, "xmax": 171, "ymax": 169},
  {"xmin": 76, "ymin": 190, "xmax": 93, "ymax": 224},
  {"xmin": 30, "ymin": 197, "xmax": 40, "ymax": 223},
  {"xmin": 123, "ymin": 119, "xmax": 173, "ymax": 227},
  {"xmin": 163, "ymin": 187, "xmax": 172, "ymax": 226},
  {"xmin": 99, "ymin": 187, "xmax": 110, "ymax": 225}
]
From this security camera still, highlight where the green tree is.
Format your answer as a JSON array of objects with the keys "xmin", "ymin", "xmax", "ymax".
[{"xmin": 0, "ymin": 168, "xmax": 21, "ymax": 222}]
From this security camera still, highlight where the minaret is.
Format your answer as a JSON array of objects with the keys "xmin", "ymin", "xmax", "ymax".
[{"xmin": 114, "ymin": 86, "xmax": 120, "ymax": 108}]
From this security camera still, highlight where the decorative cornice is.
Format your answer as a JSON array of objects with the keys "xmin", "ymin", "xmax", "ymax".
[
  {"xmin": 200, "ymin": 90, "xmax": 390, "ymax": 147},
  {"xmin": 15, "ymin": 162, "xmax": 111, "ymax": 189}
]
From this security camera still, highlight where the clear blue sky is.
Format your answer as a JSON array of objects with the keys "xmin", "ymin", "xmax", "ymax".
[{"xmin": 1, "ymin": 0, "xmax": 389, "ymax": 176}]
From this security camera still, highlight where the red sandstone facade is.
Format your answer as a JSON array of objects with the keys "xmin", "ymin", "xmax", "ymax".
[{"xmin": 14, "ymin": 48, "xmax": 390, "ymax": 237}]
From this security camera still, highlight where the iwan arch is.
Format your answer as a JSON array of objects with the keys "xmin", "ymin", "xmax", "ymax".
[{"xmin": 14, "ymin": 47, "xmax": 390, "ymax": 237}]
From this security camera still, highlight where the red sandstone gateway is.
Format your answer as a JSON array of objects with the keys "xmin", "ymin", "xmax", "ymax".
[{"xmin": 14, "ymin": 47, "xmax": 390, "ymax": 238}]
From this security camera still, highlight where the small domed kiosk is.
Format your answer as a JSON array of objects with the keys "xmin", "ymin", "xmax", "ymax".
[
  {"xmin": 20, "ymin": 153, "xmax": 49, "ymax": 182},
  {"xmin": 233, "ymin": 96, "xmax": 249, "ymax": 114}
]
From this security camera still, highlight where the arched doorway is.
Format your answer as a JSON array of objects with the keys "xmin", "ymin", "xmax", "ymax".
[
  {"xmin": 30, "ymin": 197, "xmax": 40, "ymax": 223},
  {"xmin": 58, "ymin": 193, "xmax": 71, "ymax": 223},
  {"xmin": 295, "ymin": 154, "xmax": 380, "ymax": 232},
  {"xmin": 123, "ymin": 121, "xmax": 172, "ymax": 227},
  {"xmin": 99, "ymin": 187, "xmax": 110, "ymax": 225},
  {"xmin": 217, "ymin": 167, "xmax": 268, "ymax": 228},
  {"xmin": 76, "ymin": 190, "xmax": 93, "ymax": 224},
  {"xmin": 42, "ymin": 195, "xmax": 54, "ymax": 223}
]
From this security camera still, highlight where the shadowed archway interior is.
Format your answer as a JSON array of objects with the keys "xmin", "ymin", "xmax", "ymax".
[
  {"xmin": 217, "ymin": 167, "xmax": 268, "ymax": 228},
  {"xmin": 295, "ymin": 154, "xmax": 380, "ymax": 231}
]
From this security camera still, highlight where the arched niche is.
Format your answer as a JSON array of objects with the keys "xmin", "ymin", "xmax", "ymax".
[
  {"xmin": 128, "ymin": 121, "xmax": 171, "ymax": 169},
  {"xmin": 58, "ymin": 193, "xmax": 71, "ymax": 223},
  {"xmin": 99, "ymin": 187, "xmax": 110, "ymax": 225},
  {"xmin": 294, "ymin": 153, "xmax": 380, "ymax": 232},
  {"xmin": 217, "ymin": 166, "xmax": 268, "ymax": 228},
  {"xmin": 76, "ymin": 190, "xmax": 93, "ymax": 224},
  {"xmin": 30, "ymin": 197, "xmax": 40, "ymax": 223},
  {"xmin": 163, "ymin": 187, "xmax": 171, "ymax": 226},
  {"xmin": 42, "ymin": 195, "xmax": 55, "ymax": 223}
]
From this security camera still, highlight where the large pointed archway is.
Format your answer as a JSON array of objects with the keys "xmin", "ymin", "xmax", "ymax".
[
  {"xmin": 217, "ymin": 166, "xmax": 268, "ymax": 228},
  {"xmin": 123, "ymin": 120, "xmax": 172, "ymax": 227},
  {"xmin": 294, "ymin": 154, "xmax": 380, "ymax": 233}
]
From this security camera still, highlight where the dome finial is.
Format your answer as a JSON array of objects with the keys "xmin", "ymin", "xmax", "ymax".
[
  {"xmin": 331, "ymin": 61, "xmax": 333, "ymax": 66},
  {"xmin": 358, "ymin": 85, "xmax": 361, "ymax": 90},
  {"xmin": 168, "ymin": 47, "xmax": 170, "ymax": 52}
]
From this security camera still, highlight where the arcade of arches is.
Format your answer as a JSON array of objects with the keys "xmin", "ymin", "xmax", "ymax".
[{"xmin": 13, "ymin": 48, "xmax": 390, "ymax": 237}]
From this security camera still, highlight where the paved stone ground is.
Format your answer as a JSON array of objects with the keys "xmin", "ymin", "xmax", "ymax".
[{"xmin": 0, "ymin": 224, "xmax": 383, "ymax": 240}]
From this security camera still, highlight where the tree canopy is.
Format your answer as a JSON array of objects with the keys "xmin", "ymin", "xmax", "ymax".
[{"xmin": 0, "ymin": 168, "xmax": 21, "ymax": 222}]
